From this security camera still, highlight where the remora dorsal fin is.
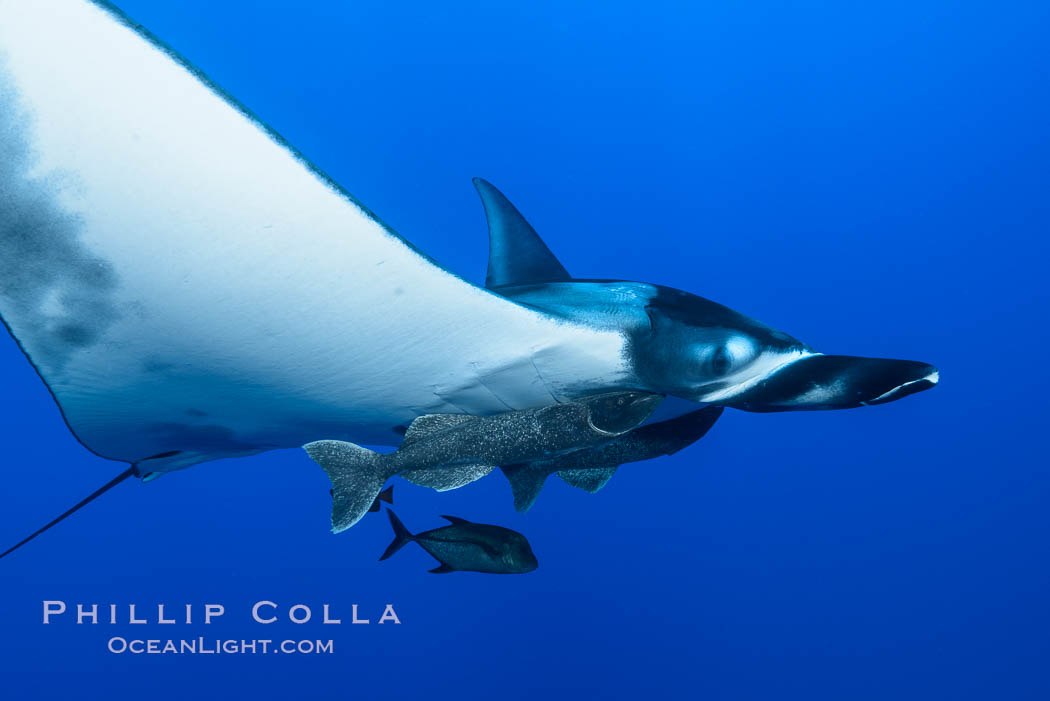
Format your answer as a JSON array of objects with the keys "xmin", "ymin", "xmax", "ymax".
[
  {"xmin": 473, "ymin": 178, "xmax": 572, "ymax": 288},
  {"xmin": 402, "ymin": 414, "xmax": 475, "ymax": 447},
  {"xmin": 440, "ymin": 515, "xmax": 471, "ymax": 525},
  {"xmin": 558, "ymin": 467, "xmax": 618, "ymax": 493},
  {"xmin": 500, "ymin": 465, "xmax": 549, "ymax": 513}
]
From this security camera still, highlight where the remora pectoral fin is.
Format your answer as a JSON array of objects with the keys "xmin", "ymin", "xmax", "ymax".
[
  {"xmin": 474, "ymin": 178, "xmax": 572, "ymax": 288},
  {"xmin": 728, "ymin": 355, "xmax": 939, "ymax": 412},
  {"xmin": 500, "ymin": 465, "xmax": 549, "ymax": 513},
  {"xmin": 558, "ymin": 467, "xmax": 617, "ymax": 493},
  {"xmin": 400, "ymin": 464, "xmax": 495, "ymax": 492}
]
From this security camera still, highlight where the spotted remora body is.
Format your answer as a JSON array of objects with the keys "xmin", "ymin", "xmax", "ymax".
[
  {"xmin": 380, "ymin": 511, "xmax": 538, "ymax": 574},
  {"xmin": 501, "ymin": 405, "xmax": 724, "ymax": 512},
  {"xmin": 304, "ymin": 392, "xmax": 663, "ymax": 532}
]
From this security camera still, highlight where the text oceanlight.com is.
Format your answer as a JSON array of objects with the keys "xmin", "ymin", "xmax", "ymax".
[{"xmin": 107, "ymin": 637, "xmax": 335, "ymax": 655}]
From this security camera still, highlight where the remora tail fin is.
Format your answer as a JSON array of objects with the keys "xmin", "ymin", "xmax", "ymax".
[
  {"xmin": 379, "ymin": 510, "xmax": 414, "ymax": 561},
  {"xmin": 303, "ymin": 440, "xmax": 387, "ymax": 533},
  {"xmin": 473, "ymin": 178, "xmax": 571, "ymax": 288}
]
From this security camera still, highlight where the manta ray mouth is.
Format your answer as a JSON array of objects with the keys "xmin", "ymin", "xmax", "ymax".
[{"xmin": 862, "ymin": 370, "xmax": 940, "ymax": 405}]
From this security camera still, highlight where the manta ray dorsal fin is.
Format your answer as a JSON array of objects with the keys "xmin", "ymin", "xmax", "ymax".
[
  {"xmin": 401, "ymin": 414, "xmax": 476, "ymax": 447},
  {"xmin": 473, "ymin": 178, "xmax": 572, "ymax": 288}
]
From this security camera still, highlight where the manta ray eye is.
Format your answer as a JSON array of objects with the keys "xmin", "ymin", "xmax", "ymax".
[
  {"xmin": 710, "ymin": 346, "xmax": 732, "ymax": 376},
  {"xmin": 705, "ymin": 337, "xmax": 758, "ymax": 377}
]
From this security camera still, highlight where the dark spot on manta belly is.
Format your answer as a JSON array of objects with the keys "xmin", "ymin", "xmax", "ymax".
[
  {"xmin": 54, "ymin": 323, "xmax": 95, "ymax": 346},
  {"xmin": 0, "ymin": 65, "xmax": 121, "ymax": 371},
  {"xmin": 143, "ymin": 358, "xmax": 176, "ymax": 373}
]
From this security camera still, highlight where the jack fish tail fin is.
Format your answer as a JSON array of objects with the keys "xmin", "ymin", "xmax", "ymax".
[
  {"xmin": 303, "ymin": 440, "xmax": 387, "ymax": 533},
  {"xmin": 368, "ymin": 484, "xmax": 395, "ymax": 513},
  {"xmin": 379, "ymin": 510, "xmax": 414, "ymax": 561}
]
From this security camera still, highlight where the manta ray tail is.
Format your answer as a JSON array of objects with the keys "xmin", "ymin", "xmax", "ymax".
[
  {"xmin": 379, "ymin": 510, "xmax": 415, "ymax": 561},
  {"xmin": 303, "ymin": 440, "xmax": 388, "ymax": 534},
  {"xmin": 0, "ymin": 466, "xmax": 137, "ymax": 561}
]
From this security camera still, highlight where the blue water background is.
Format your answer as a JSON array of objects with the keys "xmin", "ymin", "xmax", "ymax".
[{"xmin": 1, "ymin": 1, "xmax": 1048, "ymax": 698}]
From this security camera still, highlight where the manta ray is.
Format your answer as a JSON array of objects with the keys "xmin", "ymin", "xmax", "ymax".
[{"xmin": 0, "ymin": 1, "xmax": 937, "ymax": 555}]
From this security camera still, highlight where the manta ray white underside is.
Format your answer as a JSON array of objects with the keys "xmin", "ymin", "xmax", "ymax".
[{"xmin": 0, "ymin": 1, "xmax": 631, "ymax": 472}]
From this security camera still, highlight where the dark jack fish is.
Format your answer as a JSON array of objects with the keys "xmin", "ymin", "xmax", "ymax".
[
  {"xmin": 305, "ymin": 391, "xmax": 663, "ymax": 532},
  {"xmin": 380, "ymin": 511, "xmax": 538, "ymax": 574},
  {"xmin": 501, "ymin": 406, "xmax": 724, "ymax": 512},
  {"xmin": 369, "ymin": 485, "xmax": 395, "ymax": 513}
]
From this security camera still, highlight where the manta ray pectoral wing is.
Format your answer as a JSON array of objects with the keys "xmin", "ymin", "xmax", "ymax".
[{"xmin": 0, "ymin": 2, "xmax": 632, "ymax": 476}]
